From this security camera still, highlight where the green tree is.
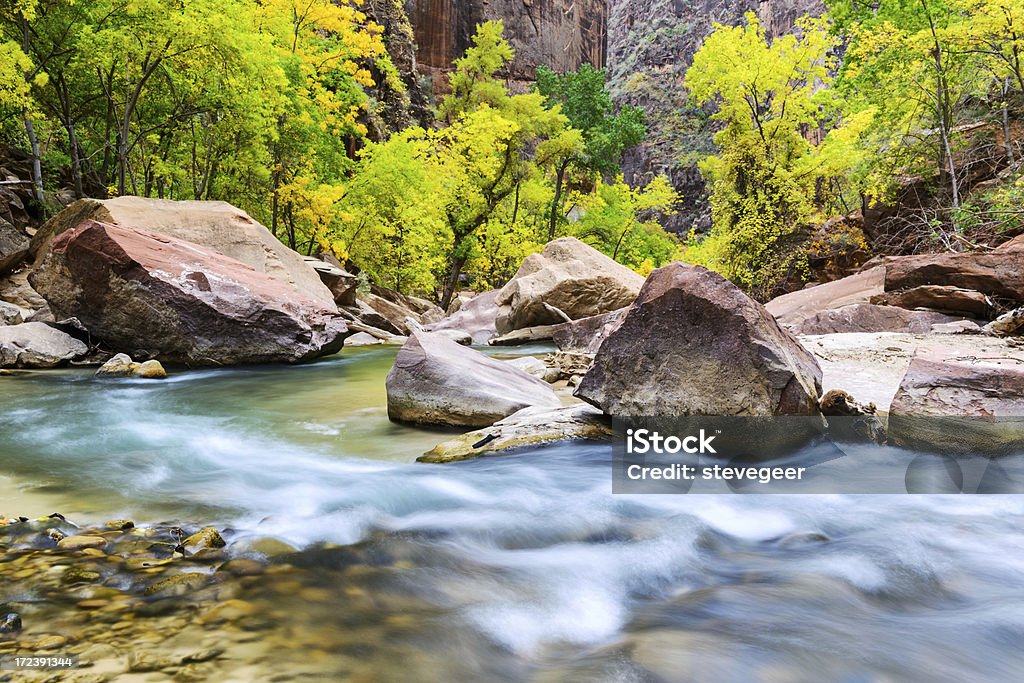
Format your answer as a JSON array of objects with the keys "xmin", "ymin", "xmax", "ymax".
[
  {"xmin": 333, "ymin": 131, "xmax": 449, "ymax": 294},
  {"xmin": 571, "ymin": 175, "xmax": 679, "ymax": 274},
  {"xmin": 534, "ymin": 64, "xmax": 646, "ymax": 239},
  {"xmin": 431, "ymin": 21, "xmax": 566, "ymax": 308},
  {"xmin": 684, "ymin": 12, "xmax": 868, "ymax": 297}
]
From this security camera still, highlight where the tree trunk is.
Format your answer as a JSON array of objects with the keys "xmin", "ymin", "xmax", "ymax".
[
  {"xmin": 67, "ymin": 120, "xmax": 84, "ymax": 198},
  {"xmin": 548, "ymin": 160, "xmax": 570, "ymax": 241},
  {"xmin": 1002, "ymin": 79, "xmax": 1015, "ymax": 164},
  {"xmin": 922, "ymin": 0, "xmax": 959, "ymax": 209},
  {"xmin": 440, "ymin": 253, "xmax": 467, "ymax": 311}
]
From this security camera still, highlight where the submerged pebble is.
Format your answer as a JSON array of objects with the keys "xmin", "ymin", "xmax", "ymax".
[{"xmin": 0, "ymin": 613, "xmax": 21, "ymax": 634}]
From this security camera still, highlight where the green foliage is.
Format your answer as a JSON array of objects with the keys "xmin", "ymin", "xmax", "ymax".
[
  {"xmin": 534, "ymin": 64, "xmax": 647, "ymax": 239},
  {"xmin": 572, "ymin": 176, "xmax": 679, "ymax": 274},
  {"xmin": 438, "ymin": 20, "xmax": 514, "ymax": 122},
  {"xmin": 0, "ymin": 0, "xmax": 393, "ymax": 233},
  {"xmin": 683, "ymin": 12, "xmax": 868, "ymax": 298},
  {"xmin": 330, "ymin": 24, "xmax": 676, "ymax": 299},
  {"xmin": 3, "ymin": 11, "xmax": 680, "ymax": 303}
]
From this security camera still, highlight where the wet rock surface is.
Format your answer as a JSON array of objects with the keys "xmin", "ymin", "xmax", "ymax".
[
  {"xmin": 0, "ymin": 514, "xmax": 500, "ymax": 683},
  {"xmin": 419, "ymin": 404, "xmax": 612, "ymax": 463}
]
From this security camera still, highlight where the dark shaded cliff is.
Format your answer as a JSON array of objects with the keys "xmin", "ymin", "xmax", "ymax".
[
  {"xmin": 408, "ymin": 0, "xmax": 607, "ymax": 91},
  {"xmin": 607, "ymin": 0, "xmax": 825, "ymax": 234}
]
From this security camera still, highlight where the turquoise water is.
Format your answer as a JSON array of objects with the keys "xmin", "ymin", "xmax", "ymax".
[{"xmin": 3, "ymin": 348, "xmax": 1024, "ymax": 681}]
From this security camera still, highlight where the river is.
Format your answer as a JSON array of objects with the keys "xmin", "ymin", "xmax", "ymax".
[{"xmin": 3, "ymin": 347, "xmax": 1024, "ymax": 681}]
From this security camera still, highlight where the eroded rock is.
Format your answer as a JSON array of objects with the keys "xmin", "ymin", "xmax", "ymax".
[
  {"xmin": 889, "ymin": 346, "xmax": 1024, "ymax": 454},
  {"xmin": 32, "ymin": 196, "xmax": 337, "ymax": 306},
  {"xmin": 0, "ymin": 321, "xmax": 87, "ymax": 368},
  {"xmin": 31, "ymin": 221, "xmax": 350, "ymax": 365},
  {"xmin": 419, "ymin": 404, "xmax": 611, "ymax": 462},
  {"xmin": 791, "ymin": 303, "xmax": 961, "ymax": 335}
]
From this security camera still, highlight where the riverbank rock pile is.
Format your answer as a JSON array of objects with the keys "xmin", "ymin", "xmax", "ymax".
[
  {"xmin": 769, "ymin": 240, "xmax": 1024, "ymax": 335},
  {"xmin": 386, "ymin": 331, "xmax": 560, "ymax": 427},
  {"xmin": 576, "ymin": 262, "xmax": 823, "ymax": 417},
  {"xmin": 493, "ymin": 237, "xmax": 644, "ymax": 339},
  {"xmin": 30, "ymin": 220, "xmax": 350, "ymax": 365}
]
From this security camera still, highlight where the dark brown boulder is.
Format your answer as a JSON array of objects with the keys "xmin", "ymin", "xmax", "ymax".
[
  {"xmin": 30, "ymin": 220, "xmax": 349, "ymax": 365},
  {"xmin": 870, "ymin": 285, "xmax": 992, "ymax": 317},
  {"xmin": 792, "ymin": 303, "xmax": 961, "ymax": 335},
  {"xmin": 576, "ymin": 262, "xmax": 823, "ymax": 417}
]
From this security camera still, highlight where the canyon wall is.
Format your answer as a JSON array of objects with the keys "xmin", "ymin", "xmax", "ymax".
[
  {"xmin": 374, "ymin": 0, "xmax": 824, "ymax": 234},
  {"xmin": 408, "ymin": 0, "xmax": 607, "ymax": 91}
]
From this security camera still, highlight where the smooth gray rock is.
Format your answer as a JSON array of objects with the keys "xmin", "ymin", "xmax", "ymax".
[
  {"xmin": 0, "ymin": 322, "xmax": 87, "ymax": 368},
  {"xmin": 386, "ymin": 331, "xmax": 560, "ymax": 427},
  {"xmin": 425, "ymin": 290, "xmax": 499, "ymax": 344}
]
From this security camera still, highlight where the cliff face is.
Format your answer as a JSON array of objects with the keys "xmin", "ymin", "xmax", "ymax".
[
  {"xmin": 408, "ymin": 0, "xmax": 607, "ymax": 91},
  {"xmin": 607, "ymin": 0, "xmax": 825, "ymax": 234},
  {"xmin": 387, "ymin": 0, "xmax": 823, "ymax": 234}
]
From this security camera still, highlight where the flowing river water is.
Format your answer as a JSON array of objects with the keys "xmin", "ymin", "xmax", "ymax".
[{"xmin": 3, "ymin": 347, "xmax": 1024, "ymax": 681}]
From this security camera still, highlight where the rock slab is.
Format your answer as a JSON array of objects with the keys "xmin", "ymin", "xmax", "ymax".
[
  {"xmin": 31, "ymin": 220, "xmax": 349, "ymax": 365},
  {"xmin": 419, "ymin": 405, "xmax": 612, "ymax": 462},
  {"xmin": 386, "ymin": 331, "xmax": 560, "ymax": 427},
  {"xmin": 889, "ymin": 347, "xmax": 1024, "ymax": 454},
  {"xmin": 791, "ymin": 303, "xmax": 960, "ymax": 335},
  {"xmin": 576, "ymin": 262, "xmax": 823, "ymax": 416}
]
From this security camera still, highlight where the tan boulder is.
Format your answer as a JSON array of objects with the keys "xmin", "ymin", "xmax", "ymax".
[{"xmin": 495, "ymin": 238, "xmax": 644, "ymax": 334}]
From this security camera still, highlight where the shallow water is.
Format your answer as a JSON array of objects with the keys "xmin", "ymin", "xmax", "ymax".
[{"xmin": 3, "ymin": 348, "xmax": 1024, "ymax": 681}]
